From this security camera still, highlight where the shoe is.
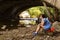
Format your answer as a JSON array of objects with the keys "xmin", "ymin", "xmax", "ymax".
[{"xmin": 33, "ymin": 32, "xmax": 38, "ymax": 36}]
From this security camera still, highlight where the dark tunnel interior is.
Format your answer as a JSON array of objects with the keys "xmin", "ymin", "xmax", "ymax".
[{"xmin": 0, "ymin": 0, "xmax": 59, "ymax": 28}]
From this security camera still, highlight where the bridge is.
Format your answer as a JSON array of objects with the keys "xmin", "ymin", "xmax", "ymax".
[{"xmin": 0, "ymin": 0, "xmax": 59, "ymax": 26}]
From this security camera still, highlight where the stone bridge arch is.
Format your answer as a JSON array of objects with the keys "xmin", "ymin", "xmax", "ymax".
[{"xmin": 0, "ymin": 0, "xmax": 59, "ymax": 25}]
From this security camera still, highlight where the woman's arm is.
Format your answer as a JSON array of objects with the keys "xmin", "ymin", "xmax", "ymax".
[{"xmin": 40, "ymin": 19, "xmax": 44, "ymax": 28}]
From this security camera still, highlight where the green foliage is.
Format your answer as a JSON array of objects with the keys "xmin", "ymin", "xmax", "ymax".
[
  {"xmin": 28, "ymin": 7, "xmax": 41, "ymax": 18},
  {"xmin": 28, "ymin": 6, "xmax": 55, "ymax": 18},
  {"xmin": 48, "ymin": 7, "xmax": 55, "ymax": 15},
  {"xmin": 27, "ymin": 6, "xmax": 55, "ymax": 24},
  {"xmin": 20, "ymin": 6, "xmax": 55, "ymax": 25}
]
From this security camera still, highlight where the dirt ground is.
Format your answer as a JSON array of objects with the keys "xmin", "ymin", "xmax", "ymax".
[{"xmin": 0, "ymin": 22, "xmax": 60, "ymax": 40}]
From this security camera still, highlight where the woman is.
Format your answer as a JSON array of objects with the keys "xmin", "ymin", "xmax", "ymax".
[{"xmin": 33, "ymin": 14, "xmax": 51, "ymax": 36}]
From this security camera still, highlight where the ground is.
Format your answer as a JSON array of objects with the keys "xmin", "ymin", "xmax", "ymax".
[{"xmin": 0, "ymin": 22, "xmax": 60, "ymax": 40}]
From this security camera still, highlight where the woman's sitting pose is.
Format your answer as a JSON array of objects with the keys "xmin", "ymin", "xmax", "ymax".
[{"xmin": 33, "ymin": 14, "xmax": 52, "ymax": 36}]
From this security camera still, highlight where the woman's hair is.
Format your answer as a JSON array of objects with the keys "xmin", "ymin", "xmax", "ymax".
[{"xmin": 38, "ymin": 14, "xmax": 47, "ymax": 18}]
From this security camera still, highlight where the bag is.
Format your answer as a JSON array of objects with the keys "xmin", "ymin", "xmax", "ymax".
[{"xmin": 47, "ymin": 27, "xmax": 55, "ymax": 32}]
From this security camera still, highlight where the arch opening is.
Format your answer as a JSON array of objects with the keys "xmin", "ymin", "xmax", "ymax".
[{"xmin": 17, "ymin": 6, "xmax": 56, "ymax": 27}]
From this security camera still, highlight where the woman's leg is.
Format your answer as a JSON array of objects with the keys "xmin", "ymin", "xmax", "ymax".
[
  {"xmin": 33, "ymin": 24, "xmax": 43, "ymax": 36},
  {"xmin": 35, "ymin": 24, "xmax": 41, "ymax": 33}
]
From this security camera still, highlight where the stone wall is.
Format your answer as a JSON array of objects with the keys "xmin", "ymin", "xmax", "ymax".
[{"xmin": 44, "ymin": 0, "xmax": 60, "ymax": 9}]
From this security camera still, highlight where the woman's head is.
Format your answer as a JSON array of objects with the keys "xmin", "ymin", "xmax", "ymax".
[{"xmin": 38, "ymin": 14, "xmax": 47, "ymax": 19}]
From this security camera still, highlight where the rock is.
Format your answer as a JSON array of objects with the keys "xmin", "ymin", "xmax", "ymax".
[
  {"xmin": 1, "ymin": 25, "xmax": 7, "ymax": 29},
  {"xmin": 52, "ymin": 21, "xmax": 60, "ymax": 32},
  {"xmin": 26, "ymin": 25, "xmax": 31, "ymax": 27}
]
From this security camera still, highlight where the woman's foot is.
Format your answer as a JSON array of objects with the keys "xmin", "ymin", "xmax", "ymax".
[{"xmin": 33, "ymin": 32, "xmax": 38, "ymax": 36}]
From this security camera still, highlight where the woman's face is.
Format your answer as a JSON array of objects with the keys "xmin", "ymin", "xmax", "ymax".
[{"xmin": 39, "ymin": 15, "xmax": 43, "ymax": 19}]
